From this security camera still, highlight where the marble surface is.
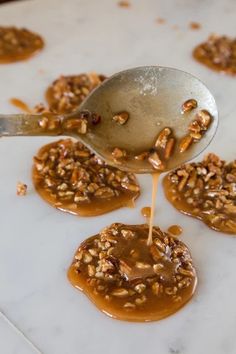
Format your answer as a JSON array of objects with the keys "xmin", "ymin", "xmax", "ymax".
[
  {"xmin": 0, "ymin": 0, "xmax": 236, "ymax": 353},
  {"xmin": 0, "ymin": 312, "xmax": 39, "ymax": 354}
]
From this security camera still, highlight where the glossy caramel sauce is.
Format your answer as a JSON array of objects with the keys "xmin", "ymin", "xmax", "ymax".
[
  {"xmin": 141, "ymin": 174, "xmax": 160, "ymax": 246},
  {"xmin": 193, "ymin": 35, "xmax": 236, "ymax": 76},
  {"xmin": 163, "ymin": 154, "xmax": 236, "ymax": 234},
  {"xmin": 147, "ymin": 173, "xmax": 160, "ymax": 245},
  {"xmin": 9, "ymin": 98, "xmax": 32, "ymax": 113},
  {"xmin": 32, "ymin": 139, "xmax": 140, "ymax": 217},
  {"xmin": 0, "ymin": 26, "xmax": 44, "ymax": 63},
  {"xmin": 68, "ymin": 223, "xmax": 197, "ymax": 322},
  {"xmin": 45, "ymin": 73, "xmax": 106, "ymax": 114},
  {"xmin": 141, "ymin": 206, "xmax": 151, "ymax": 219},
  {"xmin": 168, "ymin": 225, "xmax": 183, "ymax": 236}
]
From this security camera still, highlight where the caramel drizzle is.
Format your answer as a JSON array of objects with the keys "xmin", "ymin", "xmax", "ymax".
[
  {"xmin": 9, "ymin": 98, "xmax": 32, "ymax": 113},
  {"xmin": 147, "ymin": 173, "xmax": 160, "ymax": 246}
]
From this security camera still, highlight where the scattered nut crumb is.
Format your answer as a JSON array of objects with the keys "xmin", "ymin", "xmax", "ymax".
[
  {"xmin": 189, "ymin": 22, "xmax": 201, "ymax": 30},
  {"xmin": 156, "ymin": 18, "xmax": 166, "ymax": 24},
  {"xmin": 118, "ymin": 1, "xmax": 130, "ymax": 7},
  {"xmin": 17, "ymin": 182, "xmax": 27, "ymax": 196}
]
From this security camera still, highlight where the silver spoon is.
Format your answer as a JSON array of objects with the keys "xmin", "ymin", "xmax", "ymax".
[{"xmin": 0, "ymin": 66, "xmax": 218, "ymax": 173}]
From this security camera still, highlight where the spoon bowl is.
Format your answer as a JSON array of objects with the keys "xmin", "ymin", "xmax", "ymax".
[
  {"xmin": 78, "ymin": 66, "xmax": 218, "ymax": 173},
  {"xmin": 0, "ymin": 66, "xmax": 218, "ymax": 173}
]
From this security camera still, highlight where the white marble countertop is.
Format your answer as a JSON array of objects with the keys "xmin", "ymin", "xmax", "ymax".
[{"xmin": 0, "ymin": 0, "xmax": 236, "ymax": 353}]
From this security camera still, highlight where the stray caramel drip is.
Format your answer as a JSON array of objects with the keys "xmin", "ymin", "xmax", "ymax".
[
  {"xmin": 168, "ymin": 225, "xmax": 183, "ymax": 236},
  {"xmin": 147, "ymin": 173, "xmax": 160, "ymax": 246},
  {"xmin": 141, "ymin": 206, "xmax": 151, "ymax": 219},
  {"xmin": 9, "ymin": 98, "xmax": 32, "ymax": 113},
  {"xmin": 189, "ymin": 22, "xmax": 201, "ymax": 30}
]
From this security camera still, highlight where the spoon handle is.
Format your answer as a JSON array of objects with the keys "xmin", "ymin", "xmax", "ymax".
[{"xmin": 0, "ymin": 113, "xmax": 63, "ymax": 137}]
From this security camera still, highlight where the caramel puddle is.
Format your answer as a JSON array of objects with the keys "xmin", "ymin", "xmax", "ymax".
[
  {"xmin": 0, "ymin": 26, "xmax": 44, "ymax": 64},
  {"xmin": 193, "ymin": 35, "xmax": 236, "ymax": 76},
  {"xmin": 68, "ymin": 223, "xmax": 197, "ymax": 322}
]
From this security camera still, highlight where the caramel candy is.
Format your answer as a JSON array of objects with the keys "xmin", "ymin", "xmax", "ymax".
[{"xmin": 68, "ymin": 223, "xmax": 197, "ymax": 322}]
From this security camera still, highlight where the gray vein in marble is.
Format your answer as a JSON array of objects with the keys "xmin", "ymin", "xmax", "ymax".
[{"xmin": 0, "ymin": 310, "xmax": 43, "ymax": 354}]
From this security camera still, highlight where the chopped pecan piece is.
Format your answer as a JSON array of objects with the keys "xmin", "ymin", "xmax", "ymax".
[
  {"xmin": 181, "ymin": 99, "xmax": 198, "ymax": 113},
  {"xmin": 112, "ymin": 111, "xmax": 129, "ymax": 125},
  {"xmin": 148, "ymin": 151, "xmax": 165, "ymax": 170},
  {"xmin": 179, "ymin": 135, "xmax": 193, "ymax": 153}
]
